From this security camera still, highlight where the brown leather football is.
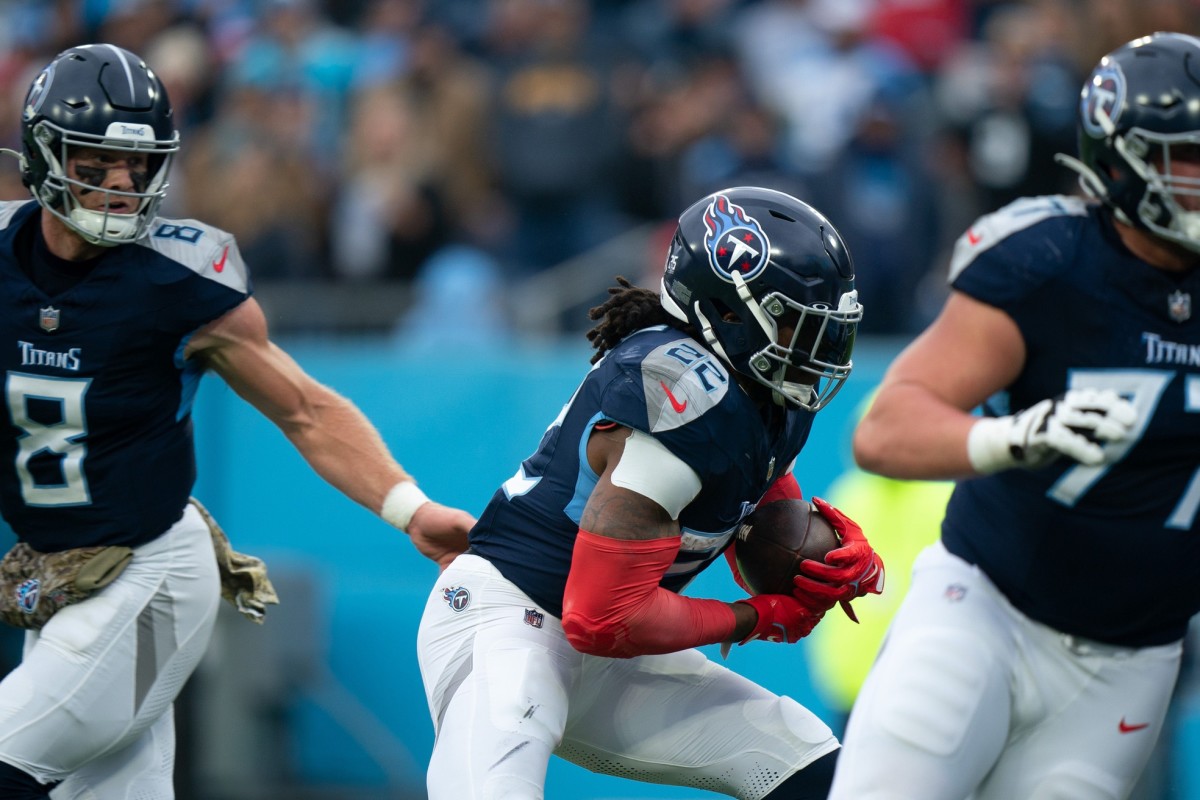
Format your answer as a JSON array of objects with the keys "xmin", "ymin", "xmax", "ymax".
[{"xmin": 734, "ymin": 499, "xmax": 841, "ymax": 596}]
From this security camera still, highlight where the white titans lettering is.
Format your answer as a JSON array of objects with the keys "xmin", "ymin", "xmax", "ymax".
[
  {"xmin": 1143, "ymin": 332, "xmax": 1200, "ymax": 366},
  {"xmin": 17, "ymin": 341, "xmax": 81, "ymax": 371}
]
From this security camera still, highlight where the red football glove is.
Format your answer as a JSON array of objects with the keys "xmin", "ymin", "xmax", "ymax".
[
  {"xmin": 795, "ymin": 498, "xmax": 884, "ymax": 622},
  {"xmin": 733, "ymin": 593, "xmax": 827, "ymax": 646}
]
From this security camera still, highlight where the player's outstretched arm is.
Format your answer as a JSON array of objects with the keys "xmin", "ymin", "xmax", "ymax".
[
  {"xmin": 187, "ymin": 298, "xmax": 473, "ymax": 567},
  {"xmin": 856, "ymin": 292, "xmax": 1138, "ymax": 479},
  {"xmin": 854, "ymin": 291, "xmax": 1026, "ymax": 480}
]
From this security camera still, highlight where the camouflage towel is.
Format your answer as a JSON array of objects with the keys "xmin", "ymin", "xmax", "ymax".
[
  {"xmin": 0, "ymin": 542, "xmax": 132, "ymax": 629},
  {"xmin": 189, "ymin": 498, "xmax": 279, "ymax": 623}
]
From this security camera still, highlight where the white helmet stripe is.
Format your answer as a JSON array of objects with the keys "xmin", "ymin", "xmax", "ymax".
[{"xmin": 105, "ymin": 44, "xmax": 138, "ymax": 100}]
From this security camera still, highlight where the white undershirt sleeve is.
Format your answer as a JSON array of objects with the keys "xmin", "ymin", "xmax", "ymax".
[{"xmin": 609, "ymin": 428, "xmax": 703, "ymax": 520}]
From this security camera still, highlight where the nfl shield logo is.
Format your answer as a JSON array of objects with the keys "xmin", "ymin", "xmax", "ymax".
[
  {"xmin": 1168, "ymin": 290, "xmax": 1192, "ymax": 323},
  {"xmin": 524, "ymin": 608, "xmax": 544, "ymax": 629},
  {"xmin": 39, "ymin": 306, "xmax": 60, "ymax": 332}
]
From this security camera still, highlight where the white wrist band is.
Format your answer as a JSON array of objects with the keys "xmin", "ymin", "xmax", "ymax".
[
  {"xmin": 381, "ymin": 481, "xmax": 431, "ymax": 532},
  {"xmin": 966, "ymin": 417, "xmax": 1014, "ymax": 475}
]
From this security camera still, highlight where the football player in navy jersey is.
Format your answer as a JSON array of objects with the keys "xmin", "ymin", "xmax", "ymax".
[
  {"xmin": 828, "ymin": 32, "xmax": 1200, "ymax": 800},
  {"xmin": 0, "ymin": 44, "xmax": 473, "ymax": 799},
  {"xmin": 416, "ymin": 186, "xmax": 884, "ymax": 800}
]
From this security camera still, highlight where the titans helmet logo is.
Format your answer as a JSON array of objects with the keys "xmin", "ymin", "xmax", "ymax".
[
  {"xmin": 1081, "ymin": 63, "xmax": 1125, "ymax": 139},
  {"xmin": 703, "ymin": 195, "xmax": 770, "ymax": 283}
]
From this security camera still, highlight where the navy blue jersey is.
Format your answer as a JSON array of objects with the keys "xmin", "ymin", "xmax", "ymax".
[
  {"xmin": 469, "ymin": 325, "xmax": 816, "ymax": 618},
  {"xmin": 942, "ymin": 195, "xmax": 1200, "ymax": 646},
  {"xmin": 0, "ymin": 201, "xmax": 250, "ymax": 551}
]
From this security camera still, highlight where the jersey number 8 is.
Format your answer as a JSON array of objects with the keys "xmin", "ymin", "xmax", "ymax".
[{"xmin": 5, "ymin": 373, "xmax": 91, "ymax": 507}]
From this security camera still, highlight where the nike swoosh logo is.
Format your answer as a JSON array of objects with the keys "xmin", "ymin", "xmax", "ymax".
[
  {"xmin": 966, "ymin": 228, "xmax": 982, "ymax": 246},
  {"xmin": 213, "ymin": 246, "xmax": 229, "ymax": 273},
  {"xmin": 1119, "ymin": 718, "xmax": 1150, "ymax": 733},
  {"xmin": 660, "ymin": 381, "xmax": 687, "ymax": 413}
]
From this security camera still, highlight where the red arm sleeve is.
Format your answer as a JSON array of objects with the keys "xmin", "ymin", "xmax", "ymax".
[{"xmin": 562, "ymin": 529, "xmax": 737, "ymax": 658}]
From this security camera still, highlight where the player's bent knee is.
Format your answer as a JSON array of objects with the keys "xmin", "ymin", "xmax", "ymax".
[
  {"xmin": 874, "ymin": 629, "xmax": 998, "ymax": 756},
  {"xmin": 0, "ymin": 760, "xmax": 56, "ymax": 799}
]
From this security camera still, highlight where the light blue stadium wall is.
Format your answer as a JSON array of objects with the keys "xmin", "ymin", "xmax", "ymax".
[{"xmin": 187, "ymin": 336, "xmax": 897, "ymax": 797}]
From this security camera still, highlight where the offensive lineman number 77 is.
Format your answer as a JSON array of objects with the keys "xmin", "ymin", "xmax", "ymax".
[{"xmin": 1050, "ymin": 370, "xmax": 1199, "ymax": 529}]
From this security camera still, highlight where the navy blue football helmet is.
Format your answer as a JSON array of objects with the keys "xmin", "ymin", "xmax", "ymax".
[
  {"xmin": 18, "ymin": 44, "xmax": 178, "ymax": 246},
  {"xmin": 1057, "ymin": 32, "xmax": 1200, "ymax": 252},
  {"xmin": 660, "ymin": 186, "xmax": 862, "ymax": 411}
]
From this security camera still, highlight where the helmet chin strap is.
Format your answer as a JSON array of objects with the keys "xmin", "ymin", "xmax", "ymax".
[
  {"xmin": 1053, "ymin": 152, "xmax": 1134, "ymax": 224},
  {"xmin": 1055, "ymin": 103, "xmax": 1141, "ymax": 227},
  {"xmin": 0, "ymin": 148, "xmax": 25, "ymax": 171},
  {"xmin": 730, "ymin": 271, "xmax": 778, "ymax": 337},
  {"xmin": 691, "ymin": 302, "xmax": 732, "ymax": 364}
]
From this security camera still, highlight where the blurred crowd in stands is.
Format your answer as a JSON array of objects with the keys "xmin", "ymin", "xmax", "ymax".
[{"xmin": 0, "ymin": 0, "xmax": 1197, "ymax": 336}]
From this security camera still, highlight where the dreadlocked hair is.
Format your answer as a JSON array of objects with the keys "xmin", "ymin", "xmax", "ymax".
[{"xmin": 586, "ymin": 276, "xmax": 693, "ymax": 364}]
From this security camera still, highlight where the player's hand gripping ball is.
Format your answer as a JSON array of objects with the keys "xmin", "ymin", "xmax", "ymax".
[{"xmin": 735, "ymin": 499, "xmax": 841, "ymax": 596}]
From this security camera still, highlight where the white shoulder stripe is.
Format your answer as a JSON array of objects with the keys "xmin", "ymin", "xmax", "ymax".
[
  {"xmin": 136, "ymin": 217, "xmax": 250, "ymax": 293},
  {"xmin": 106, "ymin": 44, "xmax": 137, "ymax": 97},
  {"xmin": 0, "ymin": 201, "xmax": 30, "ymax": 231},
  {"xmin": 948, "ymin": 195, "xmax": 1089, "ymax": 283}
]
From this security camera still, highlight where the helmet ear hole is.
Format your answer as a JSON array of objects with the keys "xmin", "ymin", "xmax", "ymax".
[{"xmin": 710, "ymin": 298, "xmax": 742, "ymax": 325}]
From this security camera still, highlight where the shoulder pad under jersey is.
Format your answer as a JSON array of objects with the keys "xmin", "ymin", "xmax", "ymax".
[
  {"xmin": 949, "ymin": 195, "xmax": 1089, "ymax": 283},
  {"xmin": 137, "ymin": 216, "xmax": 249, "ymax": 293}
]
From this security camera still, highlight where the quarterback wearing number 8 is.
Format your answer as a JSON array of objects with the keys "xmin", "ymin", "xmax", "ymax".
[
  {"xmin": 0, "ymin": 44, "xmax": 473, "ymax": 798},
  {"xmin": 830, "ymin": 32, "xmax": 1200, "ymax": 800}
]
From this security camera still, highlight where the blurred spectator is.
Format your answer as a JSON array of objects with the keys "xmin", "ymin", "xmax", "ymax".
[
  {"xmin": 624, "ymin": 54, "xmax": 781, "ymax": 217},
  {"xmin": 94, "ymin": 0, "xmax": 180, "ymax": 55},
  {"xmin": 143, "ymin": 22, "xmax": 215, "ymax": 132},
  {"xmin": 618, "ymin": 0, "xmax": 741, "ymax": 70},
  {"xmin": 869, "ymin": 0, "xmax": 969, "ymax": 74},
  {"xmin": 0, "ymin": 0, "xmax": 1196, "ymax": 334},
  {"xmin": 331, "ymin": 82, "xmax": 448, "ymax": 281},
  {"xmin": 331, "ymin": 17, "xmax": 498, "ymax": 283},
  {"xmin": 735, "ymin": 0, "xmax": 922, "ymax": 177},
  {"xmin": 484, "ymin": 0, "xmax": 629, "ymax": 274},
  {"xmin": 181, "ymin": 82, "xmax": 327, "ymax": 278},
  {"xmin": 810, "ymin": 88, "xmax": 941, "ymax": 335},
  {"xmin": 143, "ymin": 23, "xmax": 216, "ymax": 217},
  {"xmin": 933, "ymin": 2, "xmax": 1079, "ymax": 211},
  {"xmin": 227, "ymin": 0, "xmax": 360, "ymax": 173},
  {"xmin": 400, "ymin": 22, "xmax": 505, "ymax": 251},
  {"xmin": 1074, "ymin": 0, "xmax": 1200, "ymax": 74},
  {"xmin": 351, "ymin": 0, "xmax": 424, "ymax": 89}
]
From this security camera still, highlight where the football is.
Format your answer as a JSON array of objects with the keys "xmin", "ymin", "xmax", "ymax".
[{"xmin": 734, "ymin": 499, "xmax": 841, "ymax": 596}]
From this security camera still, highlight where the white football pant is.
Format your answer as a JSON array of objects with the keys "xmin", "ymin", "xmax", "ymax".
[
  {"xmin": 829, "ymin": 541, "xmax": 1181, "ymax": 800},
  {"xmin": 0, "ymin": 504, "xmax": 220, "ymax": 798},
  {"xmin": 418, "ymin": 553, "xmax": 839, "ymax": 800}
]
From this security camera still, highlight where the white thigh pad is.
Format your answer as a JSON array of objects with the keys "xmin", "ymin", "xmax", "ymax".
[
  {"xmin": 610, "ymin": 429, "xmax": 701, "ymax": 520},
  {"xmin": 875, "ymin": 628, "xmax": 999, "ymax": 756}
]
